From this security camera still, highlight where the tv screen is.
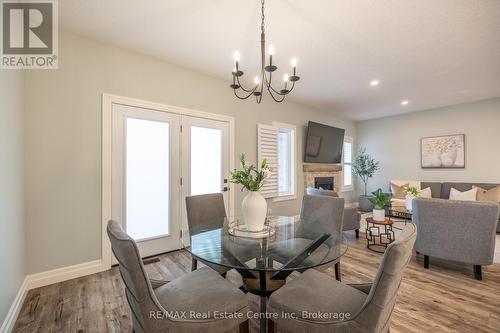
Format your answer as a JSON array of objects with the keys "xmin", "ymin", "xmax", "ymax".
[{"xmin": 304, "ymin": 121, "xmax": 345, "ymax": 163}]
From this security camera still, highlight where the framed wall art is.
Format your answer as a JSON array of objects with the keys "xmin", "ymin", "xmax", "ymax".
[{"xmin": 421, "ymin": 134, "xmax": 465, "ymax": 168}]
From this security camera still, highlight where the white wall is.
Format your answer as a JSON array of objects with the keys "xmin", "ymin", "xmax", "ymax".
[
  {"xmin": 0, "ymin": 71, "xmax": 25, "ymax": 323},
  {"xmin": 24, "ymin": 31, "xmax": 355, "ymax": 274},
  {"xmin": 356, "ymin": 98, "xmax": 500, "ymax": 194}
]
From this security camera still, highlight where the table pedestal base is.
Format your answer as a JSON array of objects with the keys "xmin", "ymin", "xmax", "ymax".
[{"xmin": 242, "ymin": 271, "xmax": 284, "ymax": 333}]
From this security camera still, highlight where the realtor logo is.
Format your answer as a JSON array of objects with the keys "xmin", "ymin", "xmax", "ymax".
[{"xmin": 1, "ymin": 0, "xmax": 58, "ymax": 69}]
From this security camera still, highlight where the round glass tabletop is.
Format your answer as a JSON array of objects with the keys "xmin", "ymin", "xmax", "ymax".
[{"xmin": 184, "ymin": 215, "xmax": 348, "ymax": 273}]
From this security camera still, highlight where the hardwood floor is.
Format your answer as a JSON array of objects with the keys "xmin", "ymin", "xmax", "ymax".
[{"xmin": 13, "ymin": 232, "xmax": 500, "ymax": 333}]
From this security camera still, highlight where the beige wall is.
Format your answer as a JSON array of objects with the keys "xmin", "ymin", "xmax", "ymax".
[
  {"xmin": 0, "ymin": 71, "xmax": 25, "ymax": 322},
  {"xmin": 355, "ymin": 98, "xmax": 500, "ymax": 195},
  {"xmin": 24, "ymin": 31, "xmax": 355, "ymax": 274}
]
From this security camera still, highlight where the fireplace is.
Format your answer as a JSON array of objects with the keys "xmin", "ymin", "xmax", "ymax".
[
  {"xmin": 303, "ymin": 163, "xmax": 341, "ymax": 193},
  {"xmin": 314, "ymin": 176, "xmax": 334, "ymax": 191}
]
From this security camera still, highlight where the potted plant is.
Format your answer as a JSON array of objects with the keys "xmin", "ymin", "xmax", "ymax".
[
  {"xmin": 403, "ymin": 186, "xmax": 420, "ymax": 211},
  {"xmin": 369, "ymin": 189, "xmax": 391, "ymax": 221},
  {"xmin": 352, "ymin": 148, "xmax": 380, "ymax": 212},
  {"xmin": 230, "ymin": 153, "xmax": 270, "ymax": 231}
]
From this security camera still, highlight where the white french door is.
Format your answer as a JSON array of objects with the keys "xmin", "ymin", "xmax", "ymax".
[
  {"xmin": 112, "ymin": 104, "xmax": 181, "ymax": 258},
  {"xmin": 109, "ymin": 102, "xmax": 231, "ymax": 260},
  {"xmin": 180, "ymin": 116, "xmax": 230, "ymax": 244}
]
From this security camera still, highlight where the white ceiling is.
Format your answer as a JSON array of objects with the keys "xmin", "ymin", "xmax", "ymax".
[{"xmin": 59, "ymin": 0, "xmax": 500, "ymax": 121}]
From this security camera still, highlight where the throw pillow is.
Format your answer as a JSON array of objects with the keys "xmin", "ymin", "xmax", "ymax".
[
  {"xmin": 390, "ymin": 182, "xmax": 409, "ymax": 199},
  {"xmin": 473, "ymin": 185, "xmax": 500, "ymax": 203},
  {"xmin": 449, "ymin": 187, "xmax": 477, "ymax": 201},
  {"xmin": 420, "ymin": 187, "xmax": 432, "ymax": 198}
]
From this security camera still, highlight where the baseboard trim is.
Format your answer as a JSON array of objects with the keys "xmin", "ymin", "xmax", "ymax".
[
  {"xmin": 0, "ymin": 278, "xmax": 28, "ymax": 333},
  {"xmin": 25, "ymin": 259, "xmax": 103, "ymax": 290}
]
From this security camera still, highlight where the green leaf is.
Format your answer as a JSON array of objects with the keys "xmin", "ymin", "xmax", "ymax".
[{"xmin": 229, "ymin": 153, "xmax": 269, "ymax": 192}]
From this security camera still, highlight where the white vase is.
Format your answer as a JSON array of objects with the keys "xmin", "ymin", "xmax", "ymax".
[
  {"xmin": 242, "ymin": 191, "xmax": 267, "ymax": 231},
  {"xmin": 405, "ymin": 194, "xmax": 414, "ymax": 211},
  {"xmin": 372, "ymin": 208, "xmax": 386, "ymax": 222}
]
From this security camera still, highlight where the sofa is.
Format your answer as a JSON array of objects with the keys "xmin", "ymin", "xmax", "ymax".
[
  {"xmin": 413, "ymin": 198, "xmax": 499, "ymax": 280},
  {"xmin": 388, "ymin": 180, "xmax": 500, "ymax": 233},
  {"xmin": 306, "ymin": 188, "xmax": 360, "ymax": 239}
]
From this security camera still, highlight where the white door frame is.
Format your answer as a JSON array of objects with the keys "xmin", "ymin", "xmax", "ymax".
[{"xmin": 101, "ymin": 93, "xmax": 235, "ymax": 271}]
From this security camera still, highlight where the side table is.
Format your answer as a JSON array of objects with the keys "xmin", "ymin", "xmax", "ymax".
[{"xmin": 366, "ymin": 217, "xmax": 394, "ymax": 253}]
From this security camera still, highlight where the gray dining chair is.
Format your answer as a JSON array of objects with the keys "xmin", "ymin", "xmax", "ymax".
[
  {"xmin": 306, "ymin": 188, "xmax": 361, "ymax": 239},
  {"xmin": 185, "ymin": 193, "xmax": 231, "ymax": 276},
  {"xmin": 301, "ymin": 194, "xmax": 345, "ymax": 280},
  {"xmin": 107, "ymin": 220, "xmax": 249, "ymax": 333},
  {"xmin": 267, "ymin": 223, "xmax": 417, "ymax": 333},
  {"xmin": 268, "ymin": 194, "xmax": 345, "ymax": 280}
]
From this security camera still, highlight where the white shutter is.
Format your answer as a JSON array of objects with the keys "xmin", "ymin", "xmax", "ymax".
[
  {"xmin": 342, "ymin": 138, "xmax": 353, "ymax": 188},
  {"xmin": 257, "ymin": 124, "xmax": 278, "ymax": 198}
]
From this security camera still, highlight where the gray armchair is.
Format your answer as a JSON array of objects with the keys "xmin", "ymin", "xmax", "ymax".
[
  {"xmin": 307, "ymin": 188, "xmax": 360, "ymax": 239},
  {"xmin": 268, "ymin": 224, "xmax": 417, "ymax": 333},
  {"xmin": 107, "ymin": 220, "xmax": 249, "ymax": 333},
  {"xmin": 412, "ymin": 198, "xmax": 499, "ymax": 280}
]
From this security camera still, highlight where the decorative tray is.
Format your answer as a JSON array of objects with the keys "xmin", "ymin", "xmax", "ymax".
[{"xmin": 228, "ymin": 218, "xmax": 276, "ymax": 239}]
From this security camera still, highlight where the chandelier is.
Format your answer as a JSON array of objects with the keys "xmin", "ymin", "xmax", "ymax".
[{"xmin": 230, "ymin": 0, "xmax": 300, "ymax": 103}]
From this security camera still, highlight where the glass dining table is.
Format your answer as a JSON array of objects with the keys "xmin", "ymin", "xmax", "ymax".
[{"xmin": 184, "ymin": 215, "xmax": 348, "ymax": 333}]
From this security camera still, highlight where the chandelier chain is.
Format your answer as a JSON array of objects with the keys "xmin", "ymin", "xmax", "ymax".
[{"xmin": 261, "ymin": 0, "xmax": 265, "ymax": 34}]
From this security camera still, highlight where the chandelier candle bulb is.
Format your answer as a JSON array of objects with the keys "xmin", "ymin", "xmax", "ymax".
[
  {"xmin": 254, "ymin": 76, "xmax": 260, "ymax": 85},
  {"xmin": 268, "ymin": 44, "xmax": 275, "ymax": 55}
]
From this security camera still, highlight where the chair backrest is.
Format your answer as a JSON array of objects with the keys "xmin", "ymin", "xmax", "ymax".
[
  {"xmin": 107, "ymin": 220, "xmax": 165, "ymax": 332},
  {"xmin": 306, "ymin": 187, "xmax": 339, "ymax": 198},
  {"xmin": 412, "ymin": 198, "xmax": 498, "ymax": 265},
  {"xmin": 186, "ymin": 193, "xmax": 227, "ymax": 235},
  {"xmin": 299, "ymin": 194, "xmax": 344, "ymax": 244},
  {"xmin": 354, "ymin": 224, "xmax": 417, "ymax": 332}
]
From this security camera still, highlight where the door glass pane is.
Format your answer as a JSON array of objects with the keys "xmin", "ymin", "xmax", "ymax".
[
  {"xmin": 126, "ymin": 118, "xmax": 170, "ymax": 240},
  {"xmin": 190, "ymin": 126, "xmax": 222, "ymax": 195}
]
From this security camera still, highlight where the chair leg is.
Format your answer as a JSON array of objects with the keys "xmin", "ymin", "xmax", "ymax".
[
  {"xmin": 355, "ymin": 229, "xmax": 360, "ymax": 239},
  {"xmin": 191, "ymin": 257, "xmax": 197, "ymax": 271},
  {"xmin": 268, "ymin": 319, "xmax": 276, "ymax": 333},
  {"xmin": 424, "ymin": 255, "xmax": 429, "ymax": 269},
  {"xmin": 474, "ymin": 265, "xmax": 482, "ymax": 280},
  {"xmin": 334, "ymin": 262, "xmax": 341, "ymax": 281},
  {"xmin": 239, "ymin": 319, "xmax": 249, "ymax": 333}
]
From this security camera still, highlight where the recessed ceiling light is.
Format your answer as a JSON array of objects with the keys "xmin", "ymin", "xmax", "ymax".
[
  {"xmin": 401, "ymin": 100, "xmax": 409, "ymax": 105},
  {"xmin": 370, "ymin": 80, "xmax": 379, "ymax": 86}
]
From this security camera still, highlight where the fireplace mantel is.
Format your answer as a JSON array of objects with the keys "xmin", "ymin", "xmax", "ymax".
[
  {"xmin": 303, "ymin": 163, "xmax": 342, "ymax": 172},
  {"xmin": 302, "ymin": 163, "xmax": 342, "ymax": 192}
]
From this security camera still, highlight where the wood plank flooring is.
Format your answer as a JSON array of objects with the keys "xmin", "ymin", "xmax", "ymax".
[{"xmin": 13, "ymin": 232, "xmax": 500, "ymax": 333}]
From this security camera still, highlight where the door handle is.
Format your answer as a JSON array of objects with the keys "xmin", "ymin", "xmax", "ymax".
[{"xmin": 222, "ymin": 186, "xmax": 229, "ymax": 192}]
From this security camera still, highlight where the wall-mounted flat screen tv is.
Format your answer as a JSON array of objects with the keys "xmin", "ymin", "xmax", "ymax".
[{"xmin": 304, "ymin": 121, "xmax": 345, "ymax": 163}]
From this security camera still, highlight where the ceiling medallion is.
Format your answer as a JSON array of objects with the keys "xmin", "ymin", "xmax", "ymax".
[{"xmin": 230, "ymin": 0, "xmax": 300, "ymax": 103}]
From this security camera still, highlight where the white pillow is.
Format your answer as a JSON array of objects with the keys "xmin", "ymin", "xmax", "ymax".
[
  {"xmin": 420, "ymin": 187, "xmax": 432, "ymax": 198},
  {"xmin": 449, "ymin": 187, "xmax": 477, "ymax": 201}
]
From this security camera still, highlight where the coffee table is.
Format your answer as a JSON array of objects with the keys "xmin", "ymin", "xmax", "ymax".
[
  {"xmin": 386, "ymin": 206, "xmax": 412, "ymax": 224},
  {"xmin": 366, "ymin": 217, "xmax": 395, "ymax": 253}
]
